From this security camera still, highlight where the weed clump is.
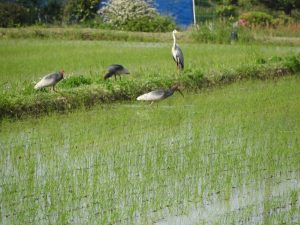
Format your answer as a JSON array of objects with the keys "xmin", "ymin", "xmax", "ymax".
[{"xmin": 60, "ymin": 75, "xmax": 92, "ymax": 88}]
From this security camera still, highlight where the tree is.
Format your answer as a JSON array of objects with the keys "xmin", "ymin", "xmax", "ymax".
[
  {"xmin": 41, "ymin": 0, "xmax": 64, "ymax": 23},
  {"xmin": 0, "ymin": 1, "xmax": 30, "ymax": 27},
  {"xmin": 98, "ymin": 0, "xmax": 158, "ymax": 27},
  {"xmin": 253, "ymin": 0, "xmax": 298, "ymax": 15},
  {"xmin": 63, "ymin": 0, "xmax": 100, "ymax": 23}
]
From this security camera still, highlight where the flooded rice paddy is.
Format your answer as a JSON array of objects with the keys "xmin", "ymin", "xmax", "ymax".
[{"xmin": 1, "ymin": 77, "xmax": 300, "ymax": 224}]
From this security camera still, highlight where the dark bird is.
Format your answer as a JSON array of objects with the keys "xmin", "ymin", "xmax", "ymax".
[
  {"xmin": 104, "ymin": 64, "xmax": 130, "ymax": 80},
  {"xmin": 137, "ymin": 85, "xmax": 184, "ymax": 104},
  {"xmin": 34, "ymin": 69, "xmax": 64, "ymax": 92},
  {"xmin": 172, "ymin": 29, "xmax": 184, "ymax": 71}
]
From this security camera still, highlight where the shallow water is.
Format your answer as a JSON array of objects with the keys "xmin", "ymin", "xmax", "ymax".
[
  {"xmin": 155, "ymin": 178, "xmax": 300, "ymax": 225},
  {"xmin": 1, "ymin": 77, "xmax": 300, "ymax": 224}
]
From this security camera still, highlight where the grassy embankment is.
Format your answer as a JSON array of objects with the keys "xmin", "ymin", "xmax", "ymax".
[
  {"xmin": 1, "ymin": 76, "xmax": 299, "ymax": 224},
  {"xmin": 0, "ymin": 36, "xmax": 300, "ymax": 118},
  {"xmin": 1, "ymin": 26, "xmax": 300, "ymax": 44}
]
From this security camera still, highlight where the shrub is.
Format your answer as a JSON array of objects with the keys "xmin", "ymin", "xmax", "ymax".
[
  {"xmin": 0, "ymin": 2, "xmax": 30, "ymax": 27},
  {"xmin": 63, "ymin": 0, "xmax": 99, "ymax": 24},
  {"xmin": 97, "ymin": 0, "xmax": 175, "ymax": 32},
  {"xmin": 60, "ymin": 75, "xmax": 92, "ymax": 88},
  {"xmin": 240, "ymin": 11, "xmax": 274, "ymax": 27},
  {"xmin": 216, "ymin": 5, "xmax": 238, "ymax": 18},
  {"xmin": 272, "ymin": 14, "xmax": 294, "ymax": 26},
  {"xmin": 291, "ymin": 9, "xmax": 300, "ymax": 21},
  {"xmin": 99, "ymin": 0, "xmax": 157, "ymax": 27},
  {"xmin": 192, "ymin": 20, "xmax": 255, "ymax": 44},
  {"xmin": 124, "ymin": 15, "xmax": 176, "ymax": 32},
  {"xmin": 283, "ymin": 54, "xmax": 300, "ymax": 73},
  {"xmin": 192, "ymin": 21, "xmax": 233, "ymax": 44}
]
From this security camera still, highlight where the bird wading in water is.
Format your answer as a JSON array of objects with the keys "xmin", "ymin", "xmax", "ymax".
[
  {"xmin": 137, "ymin": 85, "xmax": 184, "ymax": 105},
  {"xmin": 34, "ymin": 69, "xmax": 64, "ymax": 92},
  {"xmin": 104, "ymin": 64, "xmax": 130, "ymax": 80},
  {"xmin": 172, "ymin": 30, "xmax": 184, "ymax": 72}
]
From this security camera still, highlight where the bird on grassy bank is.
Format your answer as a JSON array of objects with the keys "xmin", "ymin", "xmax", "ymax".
[
  {"xmin": 172, "ymin": 30, "xmax": 184, "ymax": 71},
  {"xmin": 137, "ymin": 85, "xmax": 184, "ymax": 104},
  {"xmin": 34, "ymin": 69, "xmax": 64, "ymax": 92},
  {"xmin": 104, "ymin": 64, "xmax": 130, "ymax": 80}
]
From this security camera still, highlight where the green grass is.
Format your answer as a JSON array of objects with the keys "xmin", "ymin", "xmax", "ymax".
[
  {"xmin": 0, "ymin": 39, "xmax": 298, "ymax": 85},
  {"xmin": 1, "ymin": 26, "xmax": 300, "ymax": 45},
  {"xmin": 1, "ymin": 39, "xmax": 300, "ymax": 118},
  {"xmin": 1, "ymin": 76, "xmax": 299, "ymax": 224}
]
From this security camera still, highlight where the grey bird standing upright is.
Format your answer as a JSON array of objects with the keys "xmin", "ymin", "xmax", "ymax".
[
  {"xmin": 104, "ymin": 64, "xmax": 130, "ymax": 80},
  {"xmin": 172, "ymin": 30, "xmax": 184, "ymax": 71},
  {"xmin": 34, "ymin": 69, "xmax": 64, "ymax": 92}
]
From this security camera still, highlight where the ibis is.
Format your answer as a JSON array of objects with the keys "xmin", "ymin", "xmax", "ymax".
[
  {"xmin": 34, "ymin": 69, "xmax": 64, "ymax": 92},
  {"xmin": 137, "ymin": 85, "xmax": 184, "ymax": 104},
  {"xmin": 104, "ymin": 64, "xmax": 130, "ymax": 80},
  {"xmin": 172, "ymin": 30, "xmax": 184, "ymax": 71}
]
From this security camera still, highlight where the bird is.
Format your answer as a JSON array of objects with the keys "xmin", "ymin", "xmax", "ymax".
[
  {"xmin": 34, "ymin": 69, "xmax": 64, "ymax": 92},
  {"xmin": 104, "ymin": 64, "xmax": 130, "ymax": 80},
  {"xmin": 137, "ymin": 85, "xmax": 184, "ymax": 104},
  {"xmin": 172, "ymin": 29, "xmax": 184, "ymax": 71}
]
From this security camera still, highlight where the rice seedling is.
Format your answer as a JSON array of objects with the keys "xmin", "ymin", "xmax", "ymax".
[{"xmin": 1, "ymin": 76, "xmax": 299, "ymax": 224}]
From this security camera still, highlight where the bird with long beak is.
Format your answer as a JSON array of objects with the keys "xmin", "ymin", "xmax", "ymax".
[
  {"xmin": 34, "ymin": 69, "xmax": 64, "ymax": 92},
  {"xmin": 137, "ymin": 85, "xmax": 184, "ymax": 104},
  {"xmin": 104, "ymin": 64, "xmax": 130, "ymax": 80},
  {"xmin": 172, "ymin": 30, "xmax": 184, "ymax": 71}
]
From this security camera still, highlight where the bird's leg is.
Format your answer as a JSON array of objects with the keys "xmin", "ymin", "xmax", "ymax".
[
  {"xmin": 150, "ymin": 101, "xmax": 154, "ymax": 106},
  {"xmin": 52, "ymin": 85, "xmax": 58, "ymax": 93},
  {"xmin": 119, "ymin": 75, "xmax": 122, "ymax": 81},
  {"xmin": 114, "ymin": 75, "xmax": 117, "ymax": 81}
]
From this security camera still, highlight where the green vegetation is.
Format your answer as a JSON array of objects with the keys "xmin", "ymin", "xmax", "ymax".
[
  {"xmin": 1, "ymin": 76, "xmax": 299, "ymax": 224},
  {"xmin": 2, "ymin": 25, "xmax": 300, "ymax": 46},
  {"xmin": 98, "ymin": 0, "xmax": 176, "ymax": 32},
  {"xmin": 0, "ymin": 15, "xmax": 299, "ymax": 223},
  {"xmin": 1, "ymin": 38, "xmax": 299, "ymax": 118},
  {"xmin": 1, "ymin": 0, "xmax": 299, "ymax": 35},
  {"xmin": 0, "ymin": 0, "xmax": 176, "ymax": 32}
]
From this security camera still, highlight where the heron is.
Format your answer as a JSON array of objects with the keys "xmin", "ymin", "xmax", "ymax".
[
  {"xmin": 172, "ymin": 30, "xmax": 184, "ymax": 71},
  {"xmin": 104, "ymin": 64, "xmax": 130, "ymax": 80},
  {"xmin": 34, "ymin": 69, "xmax": 64, "ymax": 92},
  {"xmin": 137, "ymin": 85, "xmax": 184, "ymax": 104}
]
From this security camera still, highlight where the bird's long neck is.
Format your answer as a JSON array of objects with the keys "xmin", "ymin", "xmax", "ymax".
[
  {"xmin": 172, "ymin": 32, "xmax": 176, "ymax": 47},
  {"xmin": 58, "ymin": 71, "xmax": 64, "ymax": 80},
  {"xmin": 165, "ymin": 88, "xmax": 175, "ymax": 98}
]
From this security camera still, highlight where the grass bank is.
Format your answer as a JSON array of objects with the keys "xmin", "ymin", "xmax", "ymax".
[
  {"xmin": 1, "ymin": 53, "xmax": 299, "ymax": 119},
  {"xmin": 1, "ymin": 26, "xmax": 300, "ymax": 45},
  {"xmin": 0, "ymin": 27, "xmax": 188, "ymax": 42}
]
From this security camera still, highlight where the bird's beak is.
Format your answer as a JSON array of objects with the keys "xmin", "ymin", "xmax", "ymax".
[{"xmin": 178, "ymin": 89, "xmax": 184, "ymax": 97}]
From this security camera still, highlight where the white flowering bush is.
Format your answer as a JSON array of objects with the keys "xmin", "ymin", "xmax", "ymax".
[{"xmin": 98, "ymin": 0, "xmax": 176, "ymax": 32}]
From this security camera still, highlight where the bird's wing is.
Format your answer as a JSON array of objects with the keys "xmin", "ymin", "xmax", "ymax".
[
  {"xmin": 175, "ymin": 45, "xmax": 184, "ymax": 68},
  {"xmin": 137, "ymin": 90, "xmax": 165, "ymax": 101},
  {"xmin": 108, "ymin": 64, "xmax": 123, "ymax": 72},
  {"xmin": 34, "ymin": 73, "xmax": 57, "ymax": 89},
  {"xmin": 172, "ymin": 54, "xmax": 177, "ymax": 63}
]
